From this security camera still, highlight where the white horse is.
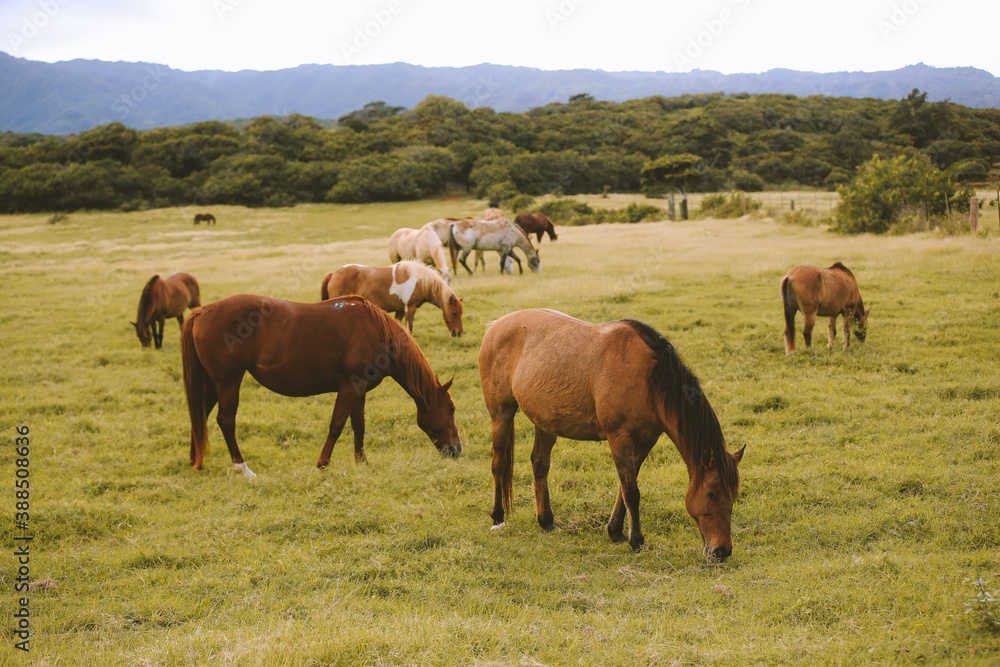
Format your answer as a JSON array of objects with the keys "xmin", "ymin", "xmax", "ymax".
[
  {"xmin": 423, "ymin": 217, "xmax": 490, "ymax": 273},
  {"xmin": 388, "ymin": 227, "xmax": 452, "ymax": 284},
  {"xmin": 448, "ymin": 217, "xmax": 541, "ymax": 276}
]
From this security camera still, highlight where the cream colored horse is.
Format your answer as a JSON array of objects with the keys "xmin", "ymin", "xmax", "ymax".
[
  {"xmin": 448, "ymin": 217, "xmax": 540, "ymax": 275},
  {"xmin": 321, "ymin": 261, "xmax": 464, "ymax": 336},
  {"xmin": 388, "ymin": 227, "xmax": 452, "ymax": 284}
]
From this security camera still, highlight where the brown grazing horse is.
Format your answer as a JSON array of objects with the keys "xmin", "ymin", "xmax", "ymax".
[
  {"xmin": 132, "ymin": 273, "xmax": 201, "ymax": 349},
  {"xmin": 181, "ymin": 294, "xmax": 463, "ymax": 476},
  {"xmin": 781, "ymin": 262, "xmax": 870, "ymax": 354},
  {"xmin": 193, "ymin": 213, "xmax": 216, "ymax": 225},
  {"xmin": 514, "ymin": 213, "xmax": 558, "ymax": 242},
  {"xmin": 320, "ymin": 261, "xmax": 464, "ymax": 337},
  {"xmin": 479, "ymin": 309, "xmax": 744, "ymax": 557}
]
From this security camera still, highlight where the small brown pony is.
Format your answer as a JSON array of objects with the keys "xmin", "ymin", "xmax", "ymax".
[
  {"xmin": 514, "ymin": 213, "xmax": 558, "ymax": 242},
  {"xmin": 781, "ymin": 262, "xmax": 870, "ymax": 353},
  {"xmin": 132, "ymin": 273, "xmax": 201, "ymax": 349},
  {"xmin": 194, "ymin": 213, "xmax": 216, "ymax": 225},
  {"xmin": 479, "ymin": 309, "xmax": 744, "ymax": 556},
  {"xmin": 320, "ymin": 261, "xmax": 464, "ymax": 337},
  {"xmin": 181, "ymin": 294, "xmax": 463, "ymax": 476}
]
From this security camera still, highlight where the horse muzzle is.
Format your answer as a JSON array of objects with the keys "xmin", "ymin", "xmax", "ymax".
[
  {"xmin": 704, "ymin": 541, "xmax": 733, "ymax": 561},
  {"xmin": 441, "ymin": 441, "xmax": 463, "ymax": 457},
  {"xmin": 451, "ymin": 330, "xmax": 463, "ymax": 337}
]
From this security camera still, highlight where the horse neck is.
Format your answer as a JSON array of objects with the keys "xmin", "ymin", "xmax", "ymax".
[
  {"xmin": 383, "ymin": 323, "xmax": 438, "ymax": 410},
  {"xmin": 138, "ymin": 278, "xmax": 160, "ymax": 323},
  {"xmin": 513, "ymin": 230, "xmax": 536, "ymax": 256}
]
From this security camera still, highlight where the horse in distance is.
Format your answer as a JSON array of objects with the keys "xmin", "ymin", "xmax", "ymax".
[
  {"xmin": 478, "ymin": 308, "xmax": 744, "ymax": 557},
  {"xmin": 181, "ymin": 294, "xmax": 463, "ymax": 476},
  {"xmin": 388, "ymin": 226, "xmax": 452, "ymax": 284},
  {"xmin": 781, "ymin": 262, "xmax": 870, "ymax": 353},
  {"xmin": 449, "ymin": 217, "xmax": 540, "ymax": 276},
  {"xmin": 132, "ymin": 273, "xmax": 201, "ymax": 349},
  {"xmin": 321, "ymin": 261, "xmax": 464, "ymax": 337},
  {"xmin": 194, "ymin": 213, "xmax": 216, "ymax": 225},
  {"xmin": 514, "ymin": 213, "xmax": 558, "ymax": 242}
]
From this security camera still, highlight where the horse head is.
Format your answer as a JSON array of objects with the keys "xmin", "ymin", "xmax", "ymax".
[
  {"xmin": 853, "ymin": 306, "xmax": 870, "ymax": 342},
  {"xmin": 527, "ymin": 249, "xmax": 541, "ymax": 273},
  {"xmin": 131, "ymin": 321, "xmax": 152, "ymax": 348},
  {"xmin": 417, "ymin": 377, "xmax": 463, "ymax": 457},
  {"xmin": 685, "ymin": 445, "xmax": 744, "ymax": 560},
  {"xmin": 444, "ymin": 294, "xmax": 464, "ymax": 337}
]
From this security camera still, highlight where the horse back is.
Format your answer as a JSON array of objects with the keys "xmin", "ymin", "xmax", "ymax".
[{"xmin": 784, "ymin": 265, "xmax": 861, "ymax": 316}]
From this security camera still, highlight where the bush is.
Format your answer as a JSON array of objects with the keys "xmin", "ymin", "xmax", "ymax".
[{"xmin": 698, "ymin": 192, "xmax": 760, "ymax": 218}]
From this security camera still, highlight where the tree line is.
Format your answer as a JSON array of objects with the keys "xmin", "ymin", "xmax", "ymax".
[{"xmin": 0, "ymin": 89, "xmax": 997, "ymax": 214}]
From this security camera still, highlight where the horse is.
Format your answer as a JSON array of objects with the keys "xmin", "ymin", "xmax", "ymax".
[
  {"xmin": 388, "ymin": 227, "xmax": 452, "ymax": 284},
  {"xmin": 449, "ymin": 217, "xmax": 541, "ymax": 275},
  {"xmin": 514, "ymin": 213, "xmax": 558, "ymax": 242},
  {"xmin": 194, "ymin": 213, "xmax": 216, "ymax": 225},
  {"xmin": 320, "ymin": 261, "xmax": 464, "ymax": 337},
  {"xmin": 132, "ymin": 273, "xmax": 201, "ymax": 349},
  {"xmin": 482, "ymin": 207, "xmax": 503, "ymax": 220},
  {"xmin": 781, "ymin": 262, "xmax": 870, "ymax": 354},
  {"xmin": 181, "ymin": 294, "xmax": 463, "ymax": 476},
  {"xmin": 478, "ymin": 309, "xmax": 744, "ymax": 557}
]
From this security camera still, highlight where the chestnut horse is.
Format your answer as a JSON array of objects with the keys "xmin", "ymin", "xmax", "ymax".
[
  {"xmin": 781, "ymin": 262, "xmax": 869, "ymax": 353},
  {"xmin": 514, "ymin": 213, "xmax": 558, "ymax": 242},
  {"xmin": 320, "ymin": 261, "xmax": 464, "ymax": 337},
  {"xmin": 388, "ymin": 227, "xmax": 452, "ymax": 284},
  {"xmin": 181, "ymin": 294, "xmax": 463, "ymax": 476},
  {"xmin": 479, "ymin": 309, "xmax": 744, "ymax": 557},
  {"xmin": 132, "ymin": 273, "xmax": 201, "ymax": 349},
  {"xmin": 193, "ymin": 213, "xmax": 216, "ymax": 225}
]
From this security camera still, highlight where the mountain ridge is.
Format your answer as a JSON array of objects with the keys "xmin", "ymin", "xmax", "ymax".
[{"xmin": 2, "ymin": 52, "xmax": 998, "ymax": 135}]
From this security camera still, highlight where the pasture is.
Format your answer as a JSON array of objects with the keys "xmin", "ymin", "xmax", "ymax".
[{"xmin": 1, "ymin": 199, "xmax": 999, "ymax": 665}]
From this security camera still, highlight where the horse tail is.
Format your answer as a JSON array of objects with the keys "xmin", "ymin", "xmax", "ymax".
[
  {"xmin": 781, "ymin": 275, "xmax": 797, "ymax": 336},
  {"xmin": 181, "ymin": 308, "xmax": 210, "ymax": 469},
  {"xmin": 320, "ymin": 272, "xmax": 332, "ymax": 301},
  {"xmin": 448, "ymin": 223, "xmax": 459, "ymax": 273}
]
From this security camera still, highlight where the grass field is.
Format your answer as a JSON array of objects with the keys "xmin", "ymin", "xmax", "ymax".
[{"xmin": 1, "ymin": 198, "xmax": 999, "ymax": 665}]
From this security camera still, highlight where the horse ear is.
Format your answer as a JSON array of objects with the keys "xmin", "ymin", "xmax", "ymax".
[
  {"xmin": 701, "ymin": 447, "xmax": 715, "ymax": 469},
  {"xmin": 732, "ymin": 445, "xmax": 745, "ymax": 465},
  {"xmin": 440, "ymin": 376, "xmax": 454, "ymax": 391},
  {"xmin": 865, "ymin": 308, "xmax": 871, "ymax": 316}
]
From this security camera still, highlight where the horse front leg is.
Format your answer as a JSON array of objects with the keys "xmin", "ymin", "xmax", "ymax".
[
  {"xmin": 609, "ymin": 433, "xmax": 656, "ymax": 551},
  {"xmin": 404, "ymin": 305, "xmax": 417, "ymax": 333},
  {"xmin": 350, "ymin": 393, "xmax": 367, "ymax": 463},
  {"xmin": 827, "ymin": 315, "xmax": 838, "ymax": 350},
  {"xmin": 530, "ymin": 427, "xmax": 557, "ymax": 531},
  {"xmin": 509, "ymin": 253, "xmax": 523, "ymax": 274},
  {"xmin": 317, "ymin": 383, "xmax": 365, "ymax": 468},
  {"xmin": 840, "ymin": 314, "xmax": 851, "ymax": 351},
  {"xmin": 154, "ymin": 318, "xmax": 165, "ymax": 349}
]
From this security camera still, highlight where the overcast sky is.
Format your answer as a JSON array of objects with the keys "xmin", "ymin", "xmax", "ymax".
[{"xmin": 3, "ymin": 0, "xmax": 997, "ymax": 76}]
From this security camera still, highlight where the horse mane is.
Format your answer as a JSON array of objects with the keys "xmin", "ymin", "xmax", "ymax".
[
  {"xmin": 396, "ymin": 260, "xmax": 452, "ymax": 303},
  {"xmin": 620, "ymin": 319, "xmax": 739, "ymax": 493},
  {"xmin": 355, "ymin": 294, "xmax": 440, "ymax": 407},
  {"xmin": 828, "ymin": 261, "xmax": 854, "ymax": 278},
  {"xmin": 137, "ymin": 275, "xmax": 160, "ymax": 323}
]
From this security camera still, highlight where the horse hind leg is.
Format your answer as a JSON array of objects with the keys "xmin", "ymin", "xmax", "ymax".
[
  {"xmin": 802, "ymin": 312, "xmax": 817, "ymax": 349},
  {"xmin": 216, "ymin": 379, "xmax": 256, "ymax": 477},
  {"xmin": 488, "ymin": 403, "xmax": 518, "ymax": 528},
  {"xmin": 530, "ymin": 427, "xmax": 557, "ymax": 531}
]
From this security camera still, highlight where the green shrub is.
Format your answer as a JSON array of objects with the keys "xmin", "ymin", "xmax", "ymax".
[{"xmin": 698, "ymin": 192, "xmax": 760, "ymax": 218}]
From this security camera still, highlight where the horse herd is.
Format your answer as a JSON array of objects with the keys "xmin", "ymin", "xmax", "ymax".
[{"xmin": 132, "ymin": 209, "xmax": 870, "ymax": 560}]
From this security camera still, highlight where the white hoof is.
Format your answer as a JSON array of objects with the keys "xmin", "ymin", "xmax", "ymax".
[
  {"xmin": 233, "ymin": 462, "xmax": 256, "ymax": 478},
  {"xmin": 490, "ymin": 522, "xmax": 506, "ymax": 531}
]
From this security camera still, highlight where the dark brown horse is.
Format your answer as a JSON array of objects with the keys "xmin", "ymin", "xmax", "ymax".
[
  {"xmin": 132, "ymin": 273, "xmax": 201, "ymax": 349},
  {"xmin": 181, "ymin": 294, "xmax": 463, "ymax": 476},
  {"xmin": 781, "ymin": 262, "xmax": 869, "ymax": 353},
  {"xmin": 479, "ymin": 309, "xmax": 744, "ymax": 557},
  {"xmin": 194, "ymin": 213, "xmax": 216, "ymax": 225},
  {"xmin": 514, "ymin": 213, "xmax": 558, "ymax": 242}
]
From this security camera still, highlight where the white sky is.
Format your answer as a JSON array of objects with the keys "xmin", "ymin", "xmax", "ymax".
[{"xmin": 2, "ymin": 0, "xmax": 997, "ymax": 76}]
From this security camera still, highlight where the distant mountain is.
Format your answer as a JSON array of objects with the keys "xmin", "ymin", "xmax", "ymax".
[{"xmin": 1, "ymin": 52, "xmax": 998, "ymax": 135}]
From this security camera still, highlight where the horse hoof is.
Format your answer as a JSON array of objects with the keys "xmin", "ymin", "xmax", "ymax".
[{"xmin": 490, "ymin": 522, "xmax": 506, "ymax": 531}]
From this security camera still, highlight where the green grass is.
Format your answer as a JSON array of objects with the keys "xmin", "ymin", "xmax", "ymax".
[{"xmin": 2, "ymin": 199, "xmax": 1000, "ymax": 665}]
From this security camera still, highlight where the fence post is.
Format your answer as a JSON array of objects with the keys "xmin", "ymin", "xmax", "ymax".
[
  {"xmin": 971, "ymin": 197, "xmax": 979, "ymax": 232},
  {"xmin": 680, "ymin": 195, "xmax": 688, "ymax": 220},
  {"xmin": 668, "ymin": 194, "xmax": 676, "ymax": 221}
]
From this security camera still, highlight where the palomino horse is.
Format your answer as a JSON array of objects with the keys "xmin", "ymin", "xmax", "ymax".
[
  {"xmin": 132, "ymin": 273, "xmax": 201, "ymax": 349},
  {"xmin": 479, "ymin": 309, "xmax": 744, "ymax": 556},
  {"xmin": 193, "ymin": 213, "xmax": 216, "ymax": 225},
  {"xmin": 449, "ymin": 217, "xmax": 540, "ymax": 275},
  {"xmin": 781, "ymin": 262, "xmax": 869, "ymax": 353},
  {"xmin": 388, "ymin": 227, "xmax": 452, "ymax": 284},
  {"xmin": 181, "ymin": 294, "xmax": 463, "ymax": 476},
  {"xmin": 321, "ymin": 261, "xmax": 464, "ymax": 337},
  {"xmin": 514, "ymin": 213, "xmax": 558, "ymax": 242}
]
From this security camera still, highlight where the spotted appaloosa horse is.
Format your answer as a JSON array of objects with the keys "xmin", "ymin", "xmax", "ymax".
[
  {"xmin": 321, "ymin": 261, "xmax": 464, "ymax": 337},
  {"xmin": 479, "ymin": 308, "xmax": 743, "ymax": 557},
  {"xmin": 781, "ymin": 262, "xmax": 869, "ymax": 353},
  {"xmin": 448, "ymin": 217, "xmax": 540, "ymax": 275},
  {"xmin": 132, "ymin": 273, "xmax": 201, "ymax": 349},
  {"xmin": 181, "ymin": 294, "xmax": 463, "ymax": 476}
]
